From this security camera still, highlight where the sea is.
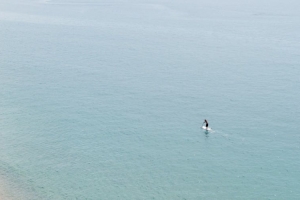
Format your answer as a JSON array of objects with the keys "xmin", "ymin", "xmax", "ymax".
[{"xmin": 0, "ymin": 0, "xmax": 299, "ymax": 199}]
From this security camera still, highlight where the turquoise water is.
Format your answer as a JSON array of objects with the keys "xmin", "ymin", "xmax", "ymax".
[{"xmin": 0, "ymin": 0, "xmax": 300, "ymax": 199}]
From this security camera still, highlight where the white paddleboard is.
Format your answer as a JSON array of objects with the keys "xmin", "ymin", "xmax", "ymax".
[{"xmin": 202, "ymin": 126, "xmax": 212, "ymax": 131}]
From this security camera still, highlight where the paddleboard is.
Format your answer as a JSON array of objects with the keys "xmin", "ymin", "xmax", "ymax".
[{"xmin": 202, "ymin": 126, "xmax": 211, "ymax": 131}]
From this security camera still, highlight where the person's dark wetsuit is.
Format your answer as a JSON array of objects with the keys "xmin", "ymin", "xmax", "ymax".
[{"xmin": 204, "ymin": 119, "xmax": 209, "ymax": 128}]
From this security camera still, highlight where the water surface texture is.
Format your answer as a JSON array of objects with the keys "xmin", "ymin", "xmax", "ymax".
[{"xmin": 0, "ymin": 0, "xmax": 299, "ymax": 199}]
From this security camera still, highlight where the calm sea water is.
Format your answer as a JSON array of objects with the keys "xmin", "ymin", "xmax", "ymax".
[{"xmin": 0, "ymin": 0, "xmax": 299, "ymax": 199}]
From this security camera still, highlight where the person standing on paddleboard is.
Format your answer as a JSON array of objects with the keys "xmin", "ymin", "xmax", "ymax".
[{"xmin": 203, "ymin": 119, "xmax": 209, "ymax": 128}]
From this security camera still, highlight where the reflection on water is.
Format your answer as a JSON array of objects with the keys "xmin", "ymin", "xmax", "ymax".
[{"xmin": 205, "ymin": 130, "xmax": 209, "ymax": 138}]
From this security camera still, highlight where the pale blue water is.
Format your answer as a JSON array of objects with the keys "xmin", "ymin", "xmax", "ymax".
[{"xmin": 0, "ymin": 0, "xmax": 300, "ymax": 199}]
